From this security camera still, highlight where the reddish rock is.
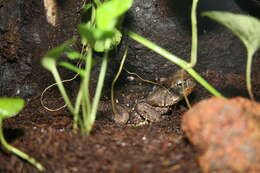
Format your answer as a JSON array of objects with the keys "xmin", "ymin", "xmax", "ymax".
[{"xmin": 182, "ymin": 97, "xmax": 260, "ymax": 173}]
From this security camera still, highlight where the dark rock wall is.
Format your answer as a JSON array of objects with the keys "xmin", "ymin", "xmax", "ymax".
[
  {"xmin": 0, "ymin": 0, "xmax": 259, "ymax": 100},
  {"xmin": 124, "ymin": 0, "xmax": 260, "ymax": 99},
  {"xmin": 0, "ymin": 0, "xmax": 82, "ymax": 97},
  {"xmin": 124, "ymin": 0, "xmax": 244, "ymax": 77}
]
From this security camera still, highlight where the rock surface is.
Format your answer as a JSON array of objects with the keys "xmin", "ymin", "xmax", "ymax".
[
  {"xmin": 0, "ymin": 0, "xmax": 82, "ymax": 97},
  {"xmin": 1, "ymin": 0, "xmax": 260, "ymax": 101},
  {"xmin": 182, "ymin": 97, "xmax": 260, "ymax": 173}
]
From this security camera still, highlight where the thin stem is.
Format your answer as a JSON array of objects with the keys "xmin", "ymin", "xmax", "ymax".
[
  {"xmin": 189, "ymin": 0, "xmax": 199, "ymax": 68},
  {"xmin": 111, "ymin": 48, "xmax": 128, "ymax": 118},
  {"xmin": 51, "ymin": 67, "xmax": 74, "ymax": 114},
  {"xmin": 80, "ymin": 48, "xmax": 93, "ymax": 133},
  {"xmin": 0, "ymin": 119, "xmax": 45, "ymax": 171},
  {"xmin": 124, "ymin": 68, "xmax": 162, "ymax": 86},
  {"xmin": 86, "ymin": 50, "xmax": 108, "ymax": 134},
  {"xmin": 82, "ymin": 92, "xmax": 88, "ymax": 132},
  {"xmin": 72, "ymin": 47, "xmax": 87, "ymax": 132},
  {"xmin": 84, "ymin": 48, "xmax": 93, "ymax": 117},
  {"xmin": 125, "ymin": 30, "xmax": 225, "ymax": 98},
  {"xmin": 246, "ymin": 49, "xmax": 255, "ymax": 100},
  {"xmin": 125, "ymin": 30, "xmax": 189, "ymax": 68},
  {"xmin": 124, "ymin": 68, "xmax": 172, "ymax": 94},
  {"xmin": 180, "ymin": 69, "xmax": 192, "ymax": 109},
  {"xmin": 73, "ymin": 88, "xmax": 83, "ymax": 131}
]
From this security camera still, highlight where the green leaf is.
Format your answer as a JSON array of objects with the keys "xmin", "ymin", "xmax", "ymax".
[
  {"xmin": 42, "ymin": 40, "xmax": 75, "ymax": 71},
  {"xmin": 0, "ymin": 98, "xmax": 25, "ymax": 119},
  {"xmin": 42, "ymin": 57, "xmax": 56, "ymax": 72},
  {"xmin": 78, "ymin": 24, "xmax": 114, "ymax": 45},
  {"xmin": 96, "ymin": 0, "xmax": 133, "ymax": 30},
  {"xmin": 45, "ymin": 40, "xmax": 75, "ymax": 59},
  {"xmin": 58, "ymin": 62, "xmax": 85, "ymax": 77},
  {"xmin": 78, "ymin": 24, "xmax": 121, "ymax": 52},
  {"xmin": 65, "ymin": 50, "xmax": 83, "ymax": 60},
  {"xmin": 202, "ymin": 11, "xmax": 260, "ymax": 53},
  {"xmin": 94, "ymin": 40, "xmax": 107, "ymax": 52},
  {"xmin": 110, "ymin": 28, "xmax": 122, "ymax": 48},
  {"xmin": 202, "ymin": 11, "xmax": 260, "ymax": 100},
  {"xmin": 94, "ymin": 28, "xmax": 122, "ymax": 52}
]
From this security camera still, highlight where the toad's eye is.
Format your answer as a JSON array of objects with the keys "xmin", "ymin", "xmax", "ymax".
[{"xmin": 175, "ymin": 80, "xmax": 184, "ymax": 88}]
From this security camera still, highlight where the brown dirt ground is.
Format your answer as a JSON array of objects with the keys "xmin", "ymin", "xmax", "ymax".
[
  {"xmin": 0, "ymin": 78, "xmax": 202, "ymax": 173},
  {"xmin": 1, "ymin": 62, "xmax": 260, "ymax": 173},
  {"xmin": 1, "ymin": 0, "xmax": 260, "ymax": 172}
]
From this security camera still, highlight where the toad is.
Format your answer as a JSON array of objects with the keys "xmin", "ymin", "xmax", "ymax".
[{"xmin": 110, "ymin": 70, "xmax": 196, "ymax": 126}]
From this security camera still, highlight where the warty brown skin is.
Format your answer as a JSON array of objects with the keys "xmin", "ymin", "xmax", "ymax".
[
  {"xmin": 134, "ymin": 71, "xmax": 196, "ymax": 125},
  {"xmin": 99, "ymin": 70, "xmax": 196, "ymax": 126}
]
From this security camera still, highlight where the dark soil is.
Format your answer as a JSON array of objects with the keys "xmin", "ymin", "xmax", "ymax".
[
  {"xmin": 0, "ymin": 67, "xmax": 259, "ymax": 170},
  {"xmin": 1, "ymin": 68, "xmax": 259, "ymax": 172},
  {"xmin": 0, "ymin": 78, "xmax": 202, "ymax": 173},
  {"xmin": 1, "ymin": 0, "xmax": 260, "ymax": 172}
]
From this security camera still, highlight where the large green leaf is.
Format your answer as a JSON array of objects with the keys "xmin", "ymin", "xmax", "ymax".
[
  {"xmin": 202, "ymin": 11, "xmax": 260, "ymax": 53},
  {"xmin": 203, "ymin": 11, "xmax": 260, "ymax": 100},
  {"xmin": 96, "ymin": 0, "xmax": 133, "ymax": 30},
  {"xmin": 0, "ymin": 98, "xmax": 25, "ymax": 119}
]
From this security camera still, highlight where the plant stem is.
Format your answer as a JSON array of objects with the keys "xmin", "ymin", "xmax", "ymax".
[
  {"xmin": 182, "ymin": 0, "xmax": 199, "ymax": 108},
  {"xmin": 73, "ymin": 85, "xmax": 83, "ymax": 131},
  {"xmin": 82, "ymin": 92, "xmax": 88, "ymax": 132},
  {"xmin": 246, "ymin": 49, "xmax": 255, "ymax": 100},
  {"xmin": 125, "ymin": 30, "xmax": 225, "ymax": 98},
  {"xmin": 189, "ymin": 0, "xmax": 199, "ymax": 68},
  {"xmin": 0, "ymin": 119, "xmax": 45, "ymax": 171},
  {"xmin": 81, "ymin": 48, "xmax": 93, "ymax": 133},
  {"xmin": 111, "ymin": 48, "xmax": 128, "ymax": 118},
  {"xmin": 84, "ymin": 48, "xmax": 93, "ymax": 118},
  {"xmin": 86, "ymin": 50, "xmax": 108, "ymax": 134},
  {"xmin": 51, "ymin": 67, "xmax": 74, "ymax": 114}
]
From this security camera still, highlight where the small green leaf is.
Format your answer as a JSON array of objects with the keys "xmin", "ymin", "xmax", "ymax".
[
  {"xmin": 93, "ymin": 28, "xmax": 122, "ymax": 52},
  {"xmin": 65, "ymin": 50, "xmax": 83, "ymax": 60},
  {"xmin": 78, "ymin": 24, "xmax": 98, "ymax": 46},
  {"xmin": 42, "ymin": 40, "xmax": 75, "ymax": 71},
  {"xmin": 202, "ymin": 11, "xmax": 260, "ymax": 53},
  {"xmin": 78, "ymin": 24, "xmax": 120, "ymax": 52},
  {"xmin": 96, "ymin": 0, "xmax": 133, "ymax": 30},
  {"xmin": 79, "ymin": 24, "xmax": 115, "ymax": 41},
  {"xmin": 42, "ymin": 57, "xmax": 56, "ymax": 71},
  {"xmin": 110, "ymin": 28, "xmax": 122, "ymax": 49},
  {"xmin": 45, "ymin": 40, "xmax": 75, "ymax": 59},
  {"xmin": 0, "ymin": 98, "xmax": 25, "ymax": 119},
  {"xmin": 58, "ymin": 62, "xmax": 85, "ymax": 77},
  {"xmin": 94, "ymin": 40, "xmax": 107, "ymax": 52}
]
